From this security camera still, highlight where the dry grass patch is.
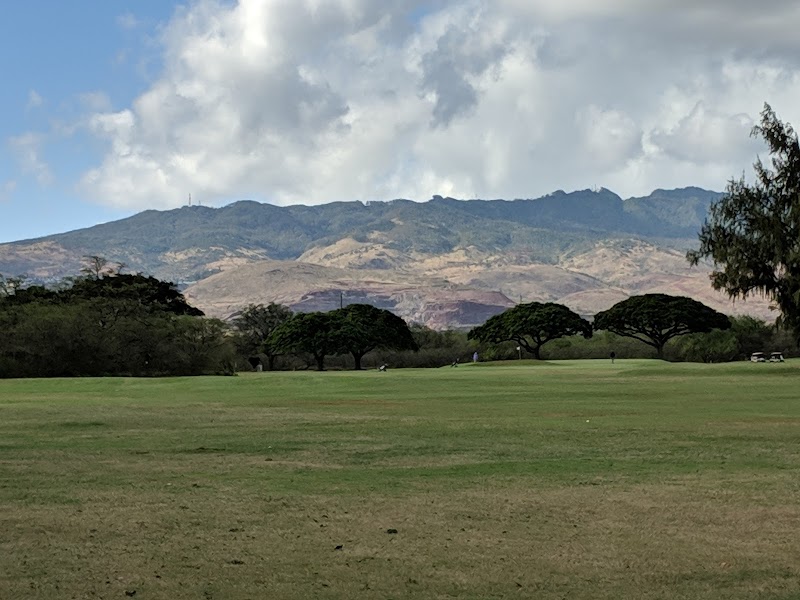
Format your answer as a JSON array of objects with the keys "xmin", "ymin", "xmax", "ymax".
[{"xmin": 3, "ymin": 480, "xmax": 799, "ymax": 599}]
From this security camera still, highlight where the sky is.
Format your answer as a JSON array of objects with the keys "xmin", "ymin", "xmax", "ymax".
[{"xmin": 3, "ymin": 0, "xmax": 800, "ymax": 243}]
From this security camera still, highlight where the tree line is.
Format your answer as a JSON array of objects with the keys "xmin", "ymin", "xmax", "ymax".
[
  {"xmin": 0, "ymin": 267, "xmax": 795, "ymax": 378},
  {"xmin": 1, "ymin": 267, "xmax": 797, "ymax": 379},
  {"xmin": 0, "ymin": 269, "xmax": 232, "ymax": 378}
]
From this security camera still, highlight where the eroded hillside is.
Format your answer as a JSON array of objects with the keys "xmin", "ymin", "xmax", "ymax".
[{"xmin": 0, "ymin": 188, "xmax": 773, "ymax": 328}]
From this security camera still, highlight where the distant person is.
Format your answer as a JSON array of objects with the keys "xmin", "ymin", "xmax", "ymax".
[
  {"xmin": 610, "ymin": 351, "xmax": 616, "ymax": 364},
  {"xmin": 451, "ymin": 358, "xmax": 459, "ymax": 367},
  {"xmin": 473, "ymin": 351, "xmax": 479, "ymax": 363}
]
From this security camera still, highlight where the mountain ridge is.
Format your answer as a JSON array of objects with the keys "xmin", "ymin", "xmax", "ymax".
[{"xmin": 2, "ymin": 186, "xmax": 768, "ymax": 328}]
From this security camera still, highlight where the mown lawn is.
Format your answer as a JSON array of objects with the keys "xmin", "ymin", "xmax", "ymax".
[{"xmin": 1, "ymin": 360, "xmax": 799, "ymax": 599}]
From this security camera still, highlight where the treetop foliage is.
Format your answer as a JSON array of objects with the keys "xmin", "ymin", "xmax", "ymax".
[
  {"xmin": 593, "ymin": 293, "xmax": 731, "ymax": 357},
  {"xmin": 688, "ymin": 103, "xmax": 800, "ymax": 338},
  {"xmin": 0, "ymin": 272, "xmax": 203, "ymax": 316},
  {"xmin": 468, "ymin": 302, "xmax": 592, "ymax": 359},
  {"xmin": 0, "ymin": 266, "xmax": 227, "ymax": 378},
  {"xmin": 231, "ymin": 302, "xmax": 293, "ymax": 369},
  {"xmin": 269, "ymin": 303, "xmax": 418, "ymax": 371}
]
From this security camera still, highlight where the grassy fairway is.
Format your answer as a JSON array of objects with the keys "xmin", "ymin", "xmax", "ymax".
[{"xmin": 1, "ymin": 360, "xmax": 799, "ymax": 599}]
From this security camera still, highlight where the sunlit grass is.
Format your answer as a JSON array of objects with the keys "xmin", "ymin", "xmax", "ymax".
[{"xmin": 1, "ymin": 360, "xmax": 799, "ymax": 599}]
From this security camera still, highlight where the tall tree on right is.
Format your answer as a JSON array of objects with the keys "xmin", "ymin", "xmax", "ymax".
[
  {"xmin": 688, "ymin": 103, "xmax": 800, "ymax": 338},
  {"xmin": 593, "ymin": 294, "xmax": 731, "ymax": 359}
]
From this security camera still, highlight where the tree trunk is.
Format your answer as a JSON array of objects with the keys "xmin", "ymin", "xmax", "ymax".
[
  {"xmin": 533, "ymin": 345, "xmax": 542, "ymax": 360},
  {"xmin": 314, "ymin": 353, "xmax": 326, "ymax": 371},
  {"xmin": 267, "ymin": 354, "xmax": 276, "ymax": 371},
  {"xmin": 352, "ymin": 352, "xmax": 364, "ymax": 370}
]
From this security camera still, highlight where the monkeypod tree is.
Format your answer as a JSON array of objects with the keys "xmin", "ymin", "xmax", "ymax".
[
  {"xmin": 334, "ymin": 304, "xmax": 418, "ymax": 370},
  {"xmin": 593, "ymin": 294, "xmax": 731, "ymax": 358},
  {"xmin": 688, "ymin": 104, "xmax": 800, "ymax": 340},
  {"xmin": 468, "ymin": 302, "xmax": 592, "ymax": 360},
  {"xmin": 232, "ymin": 302, "xmax": 293, "ymax": 370},
  {"xmin": 269, "ymin": 311, "xmax": 340, "ymax": 371}
]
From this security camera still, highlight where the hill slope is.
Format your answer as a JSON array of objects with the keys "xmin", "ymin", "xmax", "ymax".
[{"xmin": 0, "ymin": 187, "xmax": 771, "ymax": 327}]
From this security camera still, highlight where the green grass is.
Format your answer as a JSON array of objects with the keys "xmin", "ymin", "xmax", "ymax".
[{"xmin": 1, "ymin": 359, "xmax": 800, "ymax": 599}]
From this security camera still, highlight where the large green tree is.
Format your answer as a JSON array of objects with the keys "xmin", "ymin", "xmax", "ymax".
[
  {"xmin": 269, "ymin": 311, "xmax": 340, "ymax": 371},
  {"xmin": 593, "ymin": 294, "xmax": 731, "ymax": 358},
  {"xmin": 66, "ymin": 273, "xmax": 203, "ymax": 316},
  {"xmin": 334, "ymin": 304, "xmax": 418, "ymax": 370},
  {"xmin": 688, "ymin": 104, "xmax": 800, "ymax": 338},
  {"xmin": 232, "ymin": 303, "xmax": 293, "ymax": 370},
  {"xmin": 468, "ymin": 302, "xmax": 592, "ymax": 360},
  {"xmin": 0, "ymin": 270, "xmax": 230, "ymax": 378}
]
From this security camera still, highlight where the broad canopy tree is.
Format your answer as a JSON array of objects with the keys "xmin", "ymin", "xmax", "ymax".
[
  {"xmin": 468, "ymin": 302, "xmax": 592, "ymax": 360},
  {"xmin": 688, "ymin": 104, "xmax": 800, "ymax": 339},
  {"xmin": 270, "ymin": 311, "xmax": 339, "ymax": 371},
  {"xmin": 593, "ymin": 294, "xmax": 731, "ymax": 358},
  {"xmin": 269, "ymin": 304, "xmax": 418, "ymax": 370},
  {"xmin": 232, "ymin": 302, "xmax": 292, "ymax": 370},
  {"xmin": 337, "ymin": 303, "xmax": 418, "ymax": 369}
]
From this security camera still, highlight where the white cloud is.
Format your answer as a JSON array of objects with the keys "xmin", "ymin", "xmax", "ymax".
[
  {"xmin": 26, "ymin": 90, "xmax": 43, "ymax": 111},
  {"xmin": 117, "ymin": 12, "xmax": 140, "ymax": 30},
  {"xmin": 79, "ymin": 91, "xmax": 113, "ymax": 113},
  {"xmin": 0, "ymin": 180, "xmax": 16, "ymax": 202},
  {"xmin": 8, "ymin": 133, "xmax": 53, "ymax": 186},
  {"xmin": 81, "ymin": 0, "xmax": 800, "ymax": 210}
]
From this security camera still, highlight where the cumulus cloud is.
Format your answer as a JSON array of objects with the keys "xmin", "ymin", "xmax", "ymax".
[
  {"xmin": 81, "ymin": 0, "xmax": 800, "ymax": 209},
  {"xmin": 9, "ymin": 133, "xmax": 53, "ymax": 186}
]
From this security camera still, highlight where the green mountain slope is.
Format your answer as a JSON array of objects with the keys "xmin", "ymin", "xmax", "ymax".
[{"xmin": 0, "ymin": 187, "xmax": 721, "ymax": 282}]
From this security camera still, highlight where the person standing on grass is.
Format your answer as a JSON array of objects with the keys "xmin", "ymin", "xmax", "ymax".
[{"xmin": 473, "ymin": 351, "xmax": 478, "ymax": 363}]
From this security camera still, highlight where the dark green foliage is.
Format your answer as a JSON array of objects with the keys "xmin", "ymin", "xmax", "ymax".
[
  {"xmin": 729, "ymin": 315, "xmax": 776, "ymax": 358},
  {"xmin": 269, "ymin": 305, "xmax": 418, "ymax": 371},
  {"xmin": 66, "ymin": 273, "xmax": 204, "ymax": 316},
  {"xmin": 335, "ymin": 304, "xmax": 418, "ymax": 370},
  {"xmin": 0, "ymin": 272, "xmax": 230, "ymax": 377},
  {"xmin": 468, "ymin": 302, "xmax": 592, "ymax": 360},
  {"xmin": 270, "ymin": 312, "xmax": 341, "ymax": 371},
  {"xmin": 688, "ymin": 104, "xmax": 800, "ymax": 340},
  {"xmin": 671, "ymin": 329, "xmax": 739, "ymax": 364},
  {"xmin": 231, "ymin": 303, "xmax": 293, "ymax": 370},
  {"xmin": 593, "ymin": 294, "xmax": 731, "ymax": 358}
]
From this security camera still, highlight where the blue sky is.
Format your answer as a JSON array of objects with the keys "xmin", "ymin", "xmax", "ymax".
[
  {"xmin": 0, "ymin": 1, "xmax": 177, "ymax": 242},
  {"xmin": 3, "ymin": 0, "xmax": 800, "ymax": 244}
]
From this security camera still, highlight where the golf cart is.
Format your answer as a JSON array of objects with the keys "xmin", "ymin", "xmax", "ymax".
[
  {"xmin": 750, "ymin": 352, "xmax": 766, "ymax": 363},
  {"xmin": 769, "ymin": 352, "xmax": 785, "ymax": 362}
]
